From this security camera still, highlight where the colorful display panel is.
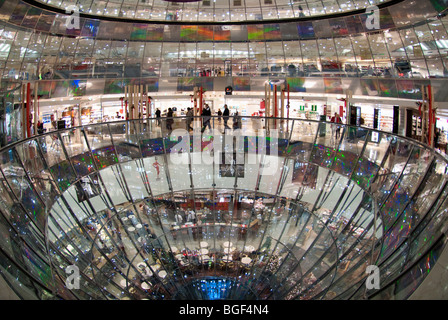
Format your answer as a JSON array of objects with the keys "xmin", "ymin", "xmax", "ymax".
[
  {"xmin": 297, "ymin": 21, "xmax": 315, "ymax": 39},
  {"xmin": 130, "ymin": 24, "xmax": 147, "ymax": 40},
  {"xmin": 81, "ymin": 19, "xmax": 100, "ymax": 37},
  {"xmin": 146, "ymin": 25, "xmax": 164, "ymax": 41},
  {"xmin": 233, "ymin": 77, "xmax": 250, "ymax": 91},
  {"xmin": 286, "ymin": 78, "xmax": 306, "ymax": 93}
]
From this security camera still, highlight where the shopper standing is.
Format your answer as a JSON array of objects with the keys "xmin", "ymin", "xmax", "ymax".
[
  {"xmin": 166, "ymin": 108, "xmax": 174, "ymax": 132},
  {"xmin": 233, "ymin": 111, "xmax": 240, "ymax": 129},
  {"xmin": 223, "ymin": 104, "xmax": 230, "ymax": 132},
  {"xmin": 155, "ymin": 108, "xmax": 161, "ymax": 126},
  {"xmin": 201, "ymin": 104, "xmax": 212, "ymax": 133},
  {"xmin": 186, "ymin": 107, "xmax": 194, "ymax": 131},
  {"xmin": 175, "ymin": 212, "xmax": 183, "ymax": 225},
  {"xmin": 187, "ymin": 210, "xmax": 197, "ymax": 224},
  {"xmin": 330, "ymin": 112, "xmax": 342, "ymax": 140}
]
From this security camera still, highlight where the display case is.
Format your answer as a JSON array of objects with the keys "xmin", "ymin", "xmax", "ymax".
[
  {"xmin": 362, "ymin": 110, "xmax": 393, "ymax": 132},
  {"xmin": 81, "ymin": 105, "xmax": 103, "ymax": 124},
  {"xmin": 412, "ymin": 114, "xmax": 423, "ymax": 139}
]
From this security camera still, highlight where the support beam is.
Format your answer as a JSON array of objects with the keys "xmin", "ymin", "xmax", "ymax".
[
  {"xmin": 199, "ymin": 86, "xmax": 203, "ymax": 115},
  {"xmin": 21, "ymin": 84, "xmax": 26, "ymax": 140},
  {"xmin": 26, "ymin": 83, "xmax": 31, "ymax": 138},
  {"xmin": 280, "ymin": 85, "xmax": 285, "ymax": 119},
  {"xmin": 33, "ymin": 82, "xmax": 38, "ymax": 135},
  {"xmin": 274, "ymin": 84, "xmax": 278, "ymax": 118},
  {"xmin": 428, "ymin": 85, "xmax": 434, "ymax": 147},
  {"xmin": 124, "ymin": 85, "xmax": 128, "ymax": 120},
  {"xmin": 287, "ymin": 83, "xmax": 290, "ymax": 120}
]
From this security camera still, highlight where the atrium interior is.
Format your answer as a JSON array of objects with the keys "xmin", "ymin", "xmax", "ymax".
[{"xmin": 0, "ymin": 0, "xmax": 447, "ymax": 301}]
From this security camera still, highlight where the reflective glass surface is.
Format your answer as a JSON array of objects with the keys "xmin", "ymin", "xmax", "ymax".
[
  {"xmin": 39, "ymin": 0, "xmax": 391, "ymax": 22},
  {"xmin": 0, "ymin": 116, "xmax": 446, "ymax": 300},
  {"xmin": 0, "ymin": 0, "xmax": 446, "ymax": 102}
]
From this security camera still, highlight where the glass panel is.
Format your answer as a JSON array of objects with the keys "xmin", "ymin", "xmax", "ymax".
[
  {"xmin": 368, "ymin": 32, "xmax": 394, "ymax": 78},
  {"xmin": 109, "ymin": 121, "xmax": 142, "ymax": 161},
  {"xmin": 380, "ymin": 158, "xmax": 448, "ymax": 260},
  {"xmin": 318, "ymin": 38, "xmax": 341, "ymax": 74},
  {"xmin": 371, "ymin": 136, "xmax": 414, "ymax": 206},
  {"xmin": 64, "ymin": 128, "xmax": 96, "ymax": 177},
  {"xmin": 125, "ymin": 42, "xmax": 144, "ymax": 78},
  {"xmin": 0, "ymin": 212, "xmax": 21, "ymax": 258},
  {"xmin": 120, "ymin": 160, "xmax": 151, "ymax": 201},
  {"xmin": 284, "ymin": 41, "xmax": 302, "ymax": 76},
  {"xmin": 266, "ymin": 41, "xmax": 285, "ymax": 76},
  {"xmin": 0, "ymin": 147, "xmax": 47, "ymax": 229},
  {"xmin": 331, "ymin": 126, "xmax": 369, "ymax": 177},
  {"xmin": 142, "ymin": 156, "xmax": 170, "ymax": 196},
  {"xmin": 406, "ymin": 182, "xmax": 448, "ymax": 267},
  {"xmin": 351, "ymin": 33, "xmax": 375, "ymax": 77},
  {"xmin": 427, "ymin": 18, "xmax": 448, "ymax": 75},
  {"xmin": 301, "ymin": 39, "xmax": 320, "ymax": 76},
  {"xmin": 16, "ymin": 139, "xmax": 60, "ymax": 208},
  {"xmin": 335, "ymin": 37, "xmax": 358, "ymax": 77},
  {"xmin": 0, "ymin": 250, "xmax": 39, "ymax": 299},
  {"xmin": 248, "ymin": 42, "xmax": 265, "ymax": 76},
  {"xmin": 381, "ymin": 146, "xmax": 433, "ymax": 231},
  {"xmin": 161, "ymin": 42, "xmax": 179, "ymax": 77},
  {"xmin": 104, "ymin": 2, "xmax": 121, "ymax": 17},
  {"xmin": 84, "ymin": 123, "xmax": 118, "ymax": 169}
]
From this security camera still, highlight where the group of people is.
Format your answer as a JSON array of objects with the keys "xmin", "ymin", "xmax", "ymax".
[
  {"xmin": 201, "ymin": 104, "xmax": 240, "ymax": 133},
  {"xmin": 174, "ymin": 209, "xmax": 197, "ymax": 226},
  {"xmin": 154, "ymin": 104, "xmax": 240, "ymax": 134},
  {"xmin": 154, "ymin": 107, "xmax": 175, "ymax": 131}
]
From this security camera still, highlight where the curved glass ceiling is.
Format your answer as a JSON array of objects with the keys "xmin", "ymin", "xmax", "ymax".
[{"xmin": 37, "ymin": 0, "xmax": 392, "ymax": 23}]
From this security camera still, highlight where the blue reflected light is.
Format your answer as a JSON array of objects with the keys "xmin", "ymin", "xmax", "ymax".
[{"xmin": 196, "ymin": 278, "xmax": 234, "ymax": 300}]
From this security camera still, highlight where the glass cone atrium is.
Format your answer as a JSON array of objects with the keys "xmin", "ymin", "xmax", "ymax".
[{"xmin": 0, "ymin": 0, "xmax": 447, "ymax": 301}]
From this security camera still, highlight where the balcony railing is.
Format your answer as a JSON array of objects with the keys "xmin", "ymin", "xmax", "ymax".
[{"xmin": 0, "ymin": 116, "xmax": 446, "ymax": 300}]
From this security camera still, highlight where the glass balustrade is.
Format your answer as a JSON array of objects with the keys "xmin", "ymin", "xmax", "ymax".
[{"xmin": 0, "ymin": 116, "xmax": 446, "ymax": 300}]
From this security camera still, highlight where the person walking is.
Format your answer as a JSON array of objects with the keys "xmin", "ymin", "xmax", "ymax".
[
  {"xmin": 233, "ymin": 111, "xmax": 240, "ymax": 129},
  {"xmin": 201, "ymin": 104, "xmax": 212, "ymax": 133},
  {"xmin": 186, "ymin": 107, "xmax": 194, "ymax": 131},
  {"xmin": 166, "ymin": 108, "xmax": 174, "ymax": 132},
  {"xmin": 155, "ymin": 108, "xmax": 161, "ymax": 126},
  {"xmin": 330, "ymin": 112, "xmax": 342, "ymax": 140},
  {"xmin": 217, "ymin": 109, "xmax": 222, "ymax": 123},
  {"xmin": 222, "ymin": 104, "xmax": 230, "ymax": 132}
]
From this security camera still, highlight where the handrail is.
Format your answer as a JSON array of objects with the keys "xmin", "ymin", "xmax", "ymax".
[{"xmin": 1, "ymin": 116, "xmax": 440, "ymax": 155}]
